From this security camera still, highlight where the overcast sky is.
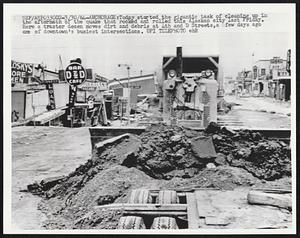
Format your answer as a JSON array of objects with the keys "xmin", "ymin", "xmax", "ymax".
[{"xmin": 11, "ymin": 30, "xmax": 292, "ymax": 80}]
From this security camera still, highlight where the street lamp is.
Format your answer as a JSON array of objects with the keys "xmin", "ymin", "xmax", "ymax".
[{"xmin": 118, "ymin": 64, "xmax": 131, "ymax": 124}]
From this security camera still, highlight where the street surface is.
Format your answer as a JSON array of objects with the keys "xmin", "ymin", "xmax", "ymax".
[
  {"xmin": 11, "ymin": 96, "xmax": 292, "ymax": 229},
  {"xmin": 225, "ymin": 95, "xmax": 291, "ymax": 115},
  {"xmin": 219, "ymin": 96, "xmax": 291, "ymax": 128},
  {"xmin": 12, "ymin": 126, "xmax": 91, "ymax": 229}
]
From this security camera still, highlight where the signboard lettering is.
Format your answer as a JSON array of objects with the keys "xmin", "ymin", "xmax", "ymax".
[
  {"xmin": 11, "ymin": 60, "xmax": 33, "ymax": 83},
  {"xmin": 65, "ymin": 62, "xmax": 87, "ymax": 86},
  {"xmin": 78, "ymin": 81, "xmax": 108, "ymax": 91},
  {"xmin": 68, "ymin": 85, "xmax": 77, "ymax": 107},
  {"xmin": 46, "ymin": 83, "xmax": 56, "ymax": 110}
]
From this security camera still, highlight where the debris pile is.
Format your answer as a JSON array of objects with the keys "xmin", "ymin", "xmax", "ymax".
[
  {"xmin": 206, "ymin": 123, "xmax": 291, "ymax": 180},
  {"xmin": 120, "ymin": 123, "xmax": 290, "ymax": 181},
  {"xmin": 26, "ymin": 123, "xmax": 291, "ymax": 229},
  {"xmin": 133, "ymin": 125, "xmax": 217, "ymax": 179}
]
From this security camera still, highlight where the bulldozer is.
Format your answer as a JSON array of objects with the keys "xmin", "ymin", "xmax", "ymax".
[{"xmin": 163, "ymin": 69, "xmax": 218, "ymax": 128}]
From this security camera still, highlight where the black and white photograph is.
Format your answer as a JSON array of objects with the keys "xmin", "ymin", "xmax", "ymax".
[{"xmin": 3, "ymin": 3, "xmax": 296, "ymax": 234}]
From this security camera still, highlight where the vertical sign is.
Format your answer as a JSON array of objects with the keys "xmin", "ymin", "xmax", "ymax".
[
  {"xmin": 286, "ymin": 49, "xmax": 291, "ymax": 76},
  {"xmin": 68, "ymin": 85, "xmax": 77, "ymax": 107},
  {"xmin": 65, "ymin": 62, "xmax": 87, "ymax": 107},
  {"xmin": 46, "ymin": 83, "xmax": 56, "ymax": 110}
]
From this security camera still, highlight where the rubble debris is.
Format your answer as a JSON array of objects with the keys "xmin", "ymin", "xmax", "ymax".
[
  {"xmin": 26, "ymin": 123, "xmax": 291, "ymax": 229},
  {"xmin": 217, "ymin": 99, "xmax": 238, "ymax": 114},
  {"xmin": 206, "ymin": 123, "xmax": 291, "ymax": 180},
  {"xmin": 27, "ymin": 175, "xmax": 65, "ymax": 195},
  {"xmin": 190, "ymin": 136, "xmax": 216, "ymax": 160},
  {"xmin": 163, "ymin": 166, "xmax": 259, "ymax": 190},
  {"xmin": 40, "ymin": 176, "xmax": 65, "ymax": 190},
  {"xmin": 206, "ymin": 163, "xmax": 216, "ymax": 169},
  {"xmin": 27, "ymin": 182, "xmax": 44, "ymax": 195},
  {"xmin": 74, "ymin": 209, "xmax": 122, "ymax": 229}
]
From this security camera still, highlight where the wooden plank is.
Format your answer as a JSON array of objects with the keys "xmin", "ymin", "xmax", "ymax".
[
  {"xmin": 94, "ymin": 203, "xmax": 187, "ymax": 211},
  {"xmin": 95, "ymin": 203, "xmax": 187, "ymax": 217},
  {"xmin": 124, "ymin": 211, "xmax": 186, "ymax": 216},
  {"xmin": 195, "ymin": 190, "xmax": 220, "ymax": 217},
  {"xmin": 186, "ymin": 192, "xmax": 199, "ymax": 229},
  {"xmin": 150, "ymin": 187, "xmax": 219, "ymax": 193},
  {"xmin": 247, "ymin": 190, "xmax": 292, "ymax": 210},
  {"xmin": 95, "ymin": 133, "xmax": 130, "ymax": 149},
  {"xmin": 251, "ymin": 188, "xmax": 292, "ymax": 194}
]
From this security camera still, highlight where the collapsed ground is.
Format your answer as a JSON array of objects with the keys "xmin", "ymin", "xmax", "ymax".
[{"xmin": 27, "ymin": 123, "xmax": 291, "ymax": 229}]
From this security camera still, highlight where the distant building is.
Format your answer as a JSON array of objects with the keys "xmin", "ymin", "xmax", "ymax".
[
  {"xmin": 108, "ymin": 73, "xmax": 157, "ymax": 106},
  {"xmin": 252, "ymin": 56, "xmax": 290, "ymax": 100},
  {"xmin": 236, "ymin": 70, "xmax": 253, "ymax": 95},
  {"xmin": 223, "ymin": 76, "xmax": 236, "ymax": 95}
]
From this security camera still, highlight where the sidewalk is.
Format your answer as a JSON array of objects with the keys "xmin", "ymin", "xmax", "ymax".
[{"xmin": 225, "ymin": 95, "xmax": 291, "ymax": 116}]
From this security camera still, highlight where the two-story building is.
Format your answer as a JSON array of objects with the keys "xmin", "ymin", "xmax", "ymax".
[{"xmin": 252, "ymin": 56, "xmax": 290, "ymax": 100}]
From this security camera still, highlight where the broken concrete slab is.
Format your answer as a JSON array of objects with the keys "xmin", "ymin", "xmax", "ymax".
[
  {"xmin": 191, "ymin": 136, "xmax": 217, "ymax": 160},
  {"xmin": 206, "ymin": 163, "xmax": 216, "ymax": 169},
  {"xmin": 170, "ymin": 135, "xmax": 182, "ymax": 142}
]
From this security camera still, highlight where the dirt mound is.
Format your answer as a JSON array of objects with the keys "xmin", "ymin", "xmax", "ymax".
[
  {"xmin": 208, "ymin": 124, "xmax": 291, "ymax": 180},
  {"xmin": 27, "ymin": 123, "xmax": 291, "ymax": 229},
  {"xmin": 130, "ymin": 124, "xmax": 218, "ymax": 179},
  {"xmin": 38, "ymin": 165, "xmax": 158, "ymax": 229},
  {"xmin": 122, "ymin": 123, "xmax": 291, "ymax": 181},
  {"xmin": 161, "ymin": 166, "xmax": 259, "ymax": 190}
]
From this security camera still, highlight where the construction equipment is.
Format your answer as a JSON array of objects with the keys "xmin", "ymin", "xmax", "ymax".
[{"xmin": 163, "ymin": 69, "xmax": 218, "ymax": 128}]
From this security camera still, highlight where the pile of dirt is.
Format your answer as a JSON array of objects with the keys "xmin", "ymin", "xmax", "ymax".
[
  {"xmin": 27, "ymin": 123, "xmax": 291, "ymax": 229},
  {"xmin": 37, "ymin": 166, "xmax": 158, "ymax": 229},
  {"xmin": 132, "ymin": 125, "xmax": 217, "ymax": 179},
  {"xmin": 206, "ymin": 123, "xmax": 291, "ymax": 180},
  {"xmin": 120, "ymin": 123, "xmax": 290, "ymax": 181},
  {"xmin": 162, "ymin": 165, "xmax": 260, "ymax": 190}
]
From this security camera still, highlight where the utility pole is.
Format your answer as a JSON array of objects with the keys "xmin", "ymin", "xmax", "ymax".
[
  {"xmin": 118, "ymin": 64, "xmax": 131, "ymax": 124},
  {"xmin": 59, "ymin": 55, "xmax": 63, "ymax": 70},
  {"xmin": 31, "ymin": 93, "xmax": 36, "ymax": 128}
]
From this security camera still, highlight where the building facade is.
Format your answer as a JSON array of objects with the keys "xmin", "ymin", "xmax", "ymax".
[
  {"xmin": 252, "ymin": 57, "xmax": 290, "ymax": 100},
  {"xmin": 235, "ymin": 70, "xmax": 253, "ymax": 96},
  {"xmin": 108, "ymin": 74, "xmax": 157, "ymax": 106}
]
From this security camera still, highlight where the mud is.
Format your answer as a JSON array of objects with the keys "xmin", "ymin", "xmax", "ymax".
[
  {"xmin": 206, "ymin": 123, "xmax": 291, "ymax": 180},
  {"xmin": 27, "ymin": 123, "xmax": 291, "ymax": 229}
]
